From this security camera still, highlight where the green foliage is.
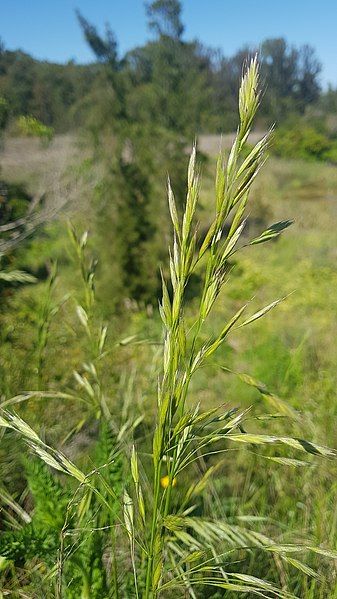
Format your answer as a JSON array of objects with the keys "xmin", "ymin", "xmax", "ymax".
[
  {"xmin": 0, "ymin": 520, "xmax": 58, "ymax": 565},
  {"xmin": 146, "ymin": 0, "xmax": 184, "ymax": 40},
  {"xmin": 76, "ymin": 9, "xmax": 192, "ymax": 307},
  {"xmin": 125, "ymin": 39, "xmax": 212, "ymax": 136},
  {"xmin": 76, "ymin": 10, "xmax": 119, "ymax": 67},
  {"xmin": 0, "ymin": 48, "xmax": 96, "ymax": 131},
  {"xmin": 0, "ymin": 95, "xmax": 8, "ymax": 131},
  {"xmin": 260, "ymin": 38, "xmax": 321, "ymax": 117},
  {"xmin": 97, "ymin": 159, "xmax": 159, "ymax": 304},
  {"xmin": 25, "ymin": 458, "xmax": 69, "ymax": 531},
  {"xmin": 59, "ymin": 420, "xmax": 126, "ymax": 598},
  {"xmin": 0, "ymin": 3, "xmax": 325, "ymax": 135},
  {"xmin": 272, "ymin": 124, "xmax": 337, "ymax": 163},
  {"xmin": 0, "ymin": 458, "xmax": 68, "ymax": 572},
  {"xmin": 0, "ymin": 423, "xmax": 125, "ymax": 597},
  {"xmin": 0, "ymin": 180, "xmax": 32, "ymax": 226},
  {"xmin": 16, "ymin": 115, "xmax": 54, "ymax": 143}
]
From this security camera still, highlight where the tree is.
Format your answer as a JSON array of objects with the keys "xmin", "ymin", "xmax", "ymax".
[
  {"xmin": 261, "ymin": 38, "xmax": 298, "ymax": 98},
  {"xmin": 125, "ymin": 38, "xmax": 213, "ymax": 135},
  {"xmin": 260, "ymin": 38, "xmax": 321, "ymax": 117},
  {"xmin": 76, "ymin": 10, "xmax": 119, "ymax": 67},
  {"xmin": 77, "ymin": 12, "xmax": 165, "ymax": 307},
  {"xmin": 0, "ymin": 96, "xmax": 8, "ymax": 131},
  {"xmin": 211, "ymin": 46, "xmax": 256, "ymax": 131},
  {"xmin": 297, "ymin": 44, "xmax": 321, "ymax": 107},
  {"xmin": 146, "ymin": 0, "xmax": 184, "ymax": 40},
  {"xmin": 0, "ymin": 38, "xmax": 5, "ymax": 75},
  {"xmin": 124, "ymin": 2, "xmax": 213, "ymax": 136}
]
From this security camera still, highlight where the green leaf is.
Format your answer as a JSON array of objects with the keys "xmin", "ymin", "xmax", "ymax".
[
  {"xmin": 226, "ymin": 433, "xmax": 336, "ymax": 458},
  {"xmin": 237, "ymin": 297, "xmax": 285, "ymax": 328},
  {"xmin": 224, "ymin": 368, "xmax": 299, "ymax": 419},
  {"xmin": 285, "ymin": 557, "xmax": 319, "ymax": 578},
  {"xmin": 0, "ymin": 270, "xmax": 36, "ymax": 283},
  {"xmin": 307, "ymin": 546, "xmax": 337, "ymax": 559},
  {"xmin": 261, "ymin": 456, "xmax": 310, "ymax": 467},
  {"xmin": 250, "ymin": 220, "xmax": 293, "ymax": 245}
]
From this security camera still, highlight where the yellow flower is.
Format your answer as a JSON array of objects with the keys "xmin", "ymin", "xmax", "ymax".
[{"xmin": 160, "ymin": 475, "xmax": 177, "ymax": 489}]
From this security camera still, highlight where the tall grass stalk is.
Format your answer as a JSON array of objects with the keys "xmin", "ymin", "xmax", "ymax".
[
  {"xmin": 145, "ymin": 55, "xmax": 268, "ymax": 598},
  {"xmin": 142, "ymin": 56, "xmax": 335, "ymax": 597},
  {"xmin": 35, "ymin": 262, "xmax": 61, "ymax": 390}
]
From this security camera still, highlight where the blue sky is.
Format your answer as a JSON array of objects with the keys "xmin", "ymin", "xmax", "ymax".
[{"xmin": 1, "ymin": 0, "xmax": 336, "ymax": 87}]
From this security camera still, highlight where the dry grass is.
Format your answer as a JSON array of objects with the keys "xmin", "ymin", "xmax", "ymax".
[{"xmin": 1, "ymin": 133, "xmax": 78, "ymax": 185}]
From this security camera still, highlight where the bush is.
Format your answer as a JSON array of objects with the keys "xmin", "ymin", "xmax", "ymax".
[
  {"xmin": 323, "ymin": 144, "xmax": 337, "ymax": 164},
  {"xmin": 272, "ymin": 124, "xmax": 337, "ymax": 164},
  {"xmin": 16, "ymin": 115, "xmax": 54, "ymax": 145}
]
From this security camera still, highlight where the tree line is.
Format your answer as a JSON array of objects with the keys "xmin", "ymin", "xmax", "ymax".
[{"xmin": 0, "ymin": 0, "xmax": 329, "ymax": 135}]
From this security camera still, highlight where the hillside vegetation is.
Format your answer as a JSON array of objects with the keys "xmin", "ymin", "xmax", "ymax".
[{"xmin": 0, "ymin": 4, "xmax": 334, "ymax": 135}]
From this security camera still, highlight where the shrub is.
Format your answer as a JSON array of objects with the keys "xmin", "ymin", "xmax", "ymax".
[
  {"xmin": 272, "ymin": 124, "xmax": 337, "ymax": 163},
  {"xmin": 16, "ymin": 115, "xmax": 54, "ymax": 144},
  {"xmin": 322, "ymin": 144, "xmax": 337, "ymax": 164}
]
